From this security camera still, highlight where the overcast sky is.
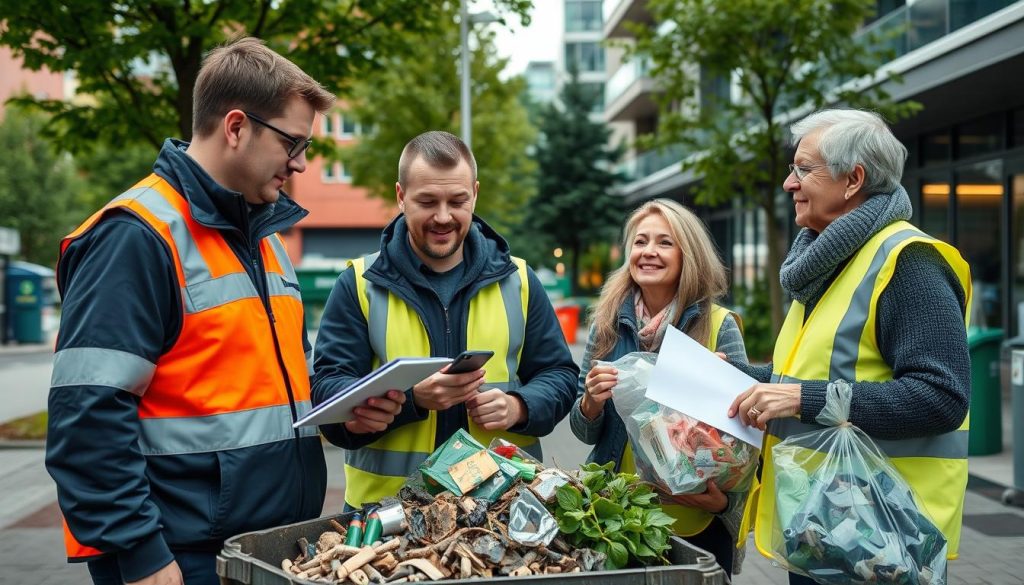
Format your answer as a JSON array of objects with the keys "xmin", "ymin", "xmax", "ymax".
[{"xmin": 488, "ymin": 0, "xmax": 562, "ymax": 77}]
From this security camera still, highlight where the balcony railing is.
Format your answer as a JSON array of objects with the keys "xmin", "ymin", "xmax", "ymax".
[
  {"xmin": 618, "ymin": 143, "xmax": 692, "ymax": 182},
  {"xmin": 604, "ymin": 57, "xmax": 652, "ymax": 110},
  {"xmin": 856, "ymin": 0, "xmax": 1018, "ymax": 61}
]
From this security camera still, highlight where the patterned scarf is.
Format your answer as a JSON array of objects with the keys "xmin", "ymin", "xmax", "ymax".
[{"xmin": 634, "ymin": 289, "xmax": 676, "ymax": 352}]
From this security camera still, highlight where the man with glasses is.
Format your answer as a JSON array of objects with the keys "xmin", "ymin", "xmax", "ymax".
[{"xmin": 47, "ymin": 37, "xmax": 335, "ymax": 585}]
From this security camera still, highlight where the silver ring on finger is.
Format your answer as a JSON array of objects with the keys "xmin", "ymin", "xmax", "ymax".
[{"xmin": 748, "ymin": 407, "xmax": 762, "ymax": 418}]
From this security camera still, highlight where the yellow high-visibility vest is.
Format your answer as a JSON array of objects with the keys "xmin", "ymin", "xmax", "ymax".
[
  {"xmin": 743, "ymin": 220, "xmax": 972, "ymax": 560},
  {"xmin": 343, "ymin": 253, "xmax": 539, "ymax": 508},
  {"xmin": 620, "ymin": 304, "xmax": 742, "ymax": 536}
]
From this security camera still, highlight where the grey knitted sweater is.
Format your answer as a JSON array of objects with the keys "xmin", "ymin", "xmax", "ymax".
[{"xmin": 736, "ymin": 243, "xmax": 970, "ymax": 440}]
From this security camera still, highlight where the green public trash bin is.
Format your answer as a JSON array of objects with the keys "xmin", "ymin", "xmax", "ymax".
[
  {"xmin": 295, "ymin": 267, "xmax": 343, "ymax": 329},
  {"xmin": 4, "ymin": 262, "xmax": 49, "ymax": 344},
  {"xmin": 968, "ymin": 327, "xmax": 1004, "ymax": 456}
]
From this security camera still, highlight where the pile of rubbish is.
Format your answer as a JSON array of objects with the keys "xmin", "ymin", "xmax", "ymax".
[{"xmin": 278, "ymin": 430, "xmax": 607, "ymax": 582}]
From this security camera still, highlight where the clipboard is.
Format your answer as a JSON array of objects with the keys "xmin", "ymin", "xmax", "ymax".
[{"xmin": 294, "ymin": 357, "xmax": 452, "ymax": 427}]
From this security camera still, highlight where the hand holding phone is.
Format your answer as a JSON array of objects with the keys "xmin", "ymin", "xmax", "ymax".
[{"xmin": 446, "ymin": 350, "xmax": 494, "ymax": 374}]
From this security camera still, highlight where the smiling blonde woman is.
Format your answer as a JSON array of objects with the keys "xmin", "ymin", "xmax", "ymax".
[{"xmin": 569, "ymin": 198, "xmax": 750, "ymax": 577}]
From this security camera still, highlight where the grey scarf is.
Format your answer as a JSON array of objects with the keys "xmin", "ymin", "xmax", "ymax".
[{"xmin": 779, "ymin": 185, "xmax": 913, "ymax": 304}]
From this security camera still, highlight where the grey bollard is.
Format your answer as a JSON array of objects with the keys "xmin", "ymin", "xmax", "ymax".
[{"xmin": 1003, "ymin": 349, "xmax": 1024, "ymax": 507}]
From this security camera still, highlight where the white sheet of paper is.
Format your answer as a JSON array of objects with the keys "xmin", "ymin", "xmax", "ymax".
[{"xmin": 644, "ymin": 327, "xmax": 765, "ymax": 447}]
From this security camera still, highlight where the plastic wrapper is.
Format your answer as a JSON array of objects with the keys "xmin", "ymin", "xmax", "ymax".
[
  {"xmin": 419, "ymin": 429, "xmax": 493, "ymax": 495},
  {"xmin": 467, "ymin": 455, "xmax": 521, "ymax": 502},
  {"xmin": 771, "ymin": 381, "xmax": 948, "ymax": 585},
  {"xmin": 607, "ymin": 352, "xmax": 757, "ymax": 495},
  {"xmin": 507, "ymin": 489, "xmax": 559, "ymax": 547}
]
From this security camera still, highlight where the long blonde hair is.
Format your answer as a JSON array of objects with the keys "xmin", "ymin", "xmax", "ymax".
[{"xmin": 589, "ymin": 199, "xmax": 728, "ymax": 360}]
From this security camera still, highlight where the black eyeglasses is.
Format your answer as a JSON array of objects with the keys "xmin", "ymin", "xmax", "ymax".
[{"xmin": 244, "ymin": 111, "xmax": 312, "ymax": 159}]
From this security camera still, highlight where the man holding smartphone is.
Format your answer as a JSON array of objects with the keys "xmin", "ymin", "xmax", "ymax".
[{"xmin": 312, "ymin": 131, "xmax": 579, "ymax": 509}]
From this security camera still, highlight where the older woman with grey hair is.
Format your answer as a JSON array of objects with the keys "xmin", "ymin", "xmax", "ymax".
[{"xmin": 727, "ymin": 109, "xmax": 971, "ymax": 585}]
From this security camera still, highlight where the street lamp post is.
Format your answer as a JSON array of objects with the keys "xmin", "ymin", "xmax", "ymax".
[{"xmin": 459, "ymin": 0, "xmax": 500, "ymax": 150}]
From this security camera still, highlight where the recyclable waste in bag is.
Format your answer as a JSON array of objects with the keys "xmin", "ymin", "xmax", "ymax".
[
  {"xmin": 607, "ymin": 352, "xmax": 757, "ymax": 495},
  {"xmin": 771, "ymin": 381, "xmax": 948, "ymax": 585}
]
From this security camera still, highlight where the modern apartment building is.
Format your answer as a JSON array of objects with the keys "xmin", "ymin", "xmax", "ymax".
[
  {"xmin": 562, "ymin": 0, "xmax": 608, "ymax": 117},
  {"xmin": 604, "ymin": 0, "xmax": 1024, "ymax": 337},
  {"xmin": 524, "ymin": 61, "xmax": 558, "ymax": 105}
]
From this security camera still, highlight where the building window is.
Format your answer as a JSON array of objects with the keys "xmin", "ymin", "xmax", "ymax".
[
  {"xmin": 956, "ymin": 160, "xmax": 1004, "ymax": 328},
  {"xmin": 340, "ymin": 115, "xmax": 359, "ymax": 138},
  {"xmin": 322, "ymin": 163, "xmax": 337, "ymax": 182},
  {"xmin": 921, "ymin": 129, "xmax": 951, "ymax": 167},
  {"xmin": 908, "ymin": 0, "xmax": 947, "ymax": 52},
  {"xmin": 920, "ymin": 172, "xmax": 950, "ymax": 243},
  {"xmin": 322, "ymin": 113, "xmax": 335, "ymax": 137},
  {"xmin": 1013, "ymin": 107, "xmax": 1024, "ymax": 149},
  {"xmin": 339, "ymin": 163, "xmax": 352, "ymax": 183},
  {"xmin": 956, "ymin": 113, "xmax": 1003, "ymax": 160},
  {"xmin": 565, "ymin": 42, "xmax": 605, "ymax": 73},
  {"xmin": 565, "ymin": 0, "xmax": 602, "ymax": 32},
  {"xmin": 950, "ymin": 0, "xmax": 1015, "ymax": 32}
]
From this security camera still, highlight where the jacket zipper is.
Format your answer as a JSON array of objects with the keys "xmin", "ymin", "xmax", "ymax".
[{"xmin": 250, "ymin": 238, "xmax": 306, "ymax": 516}]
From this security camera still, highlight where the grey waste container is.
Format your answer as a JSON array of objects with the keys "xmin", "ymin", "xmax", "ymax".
[{"xmin": 1005, "ymin": 347, "xmax": 1024, "ymax": 507}]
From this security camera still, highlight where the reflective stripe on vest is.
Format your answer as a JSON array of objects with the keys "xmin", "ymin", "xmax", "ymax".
[
  {"xmin": 342, "ymin": 254, "xmax": 534, "ymax": 508},
  {"xmin": 748, "ymin": 220, "xmax": 972, "ymax": 561},
  {"xmin": 620, "ymin": 304, "xmax": 739, "ymax": 537}
]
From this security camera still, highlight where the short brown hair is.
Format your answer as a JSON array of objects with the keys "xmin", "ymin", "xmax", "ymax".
[
  {"xmin": 398, "ymin": 131, "xmax": 477, "ymax": 186},
  {"xmin": 192, "ymin": 37, "xmax": 336, "ymax": 137}
]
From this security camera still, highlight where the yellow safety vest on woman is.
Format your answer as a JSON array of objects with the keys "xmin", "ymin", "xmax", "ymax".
[
  {"xmin": 619, "ymin": 304, "xmax": 741, "ymax": 536},
  {"xmin": 746, "ymin": 220, "xmax": 972, "ymax": 560},
  {"xmin": 343, "ymin": 253, "xmax": 541, "ymax": 508}
]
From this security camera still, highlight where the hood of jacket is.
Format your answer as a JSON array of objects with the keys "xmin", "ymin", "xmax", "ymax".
[
  {"xmin": 364, "ymin": 213, "xmax": 516, "ymax": 298},
  {"xmin": 152, "ymin": 138, "xmax": 308, "ymax": 240}
]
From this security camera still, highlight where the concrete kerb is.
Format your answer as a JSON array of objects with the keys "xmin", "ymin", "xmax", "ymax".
[
  {"xmin": 0, "ymin": 343, "xmax": 52, "ymax": 356},
  {"xmin": 0, "ymin": 439, "xmax": 46, "ymax": 449}
]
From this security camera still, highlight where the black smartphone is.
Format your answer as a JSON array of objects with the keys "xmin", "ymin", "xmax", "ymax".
[{"xmin": 446, "ymin": 350, "xmax": 494, "ymax": 374}]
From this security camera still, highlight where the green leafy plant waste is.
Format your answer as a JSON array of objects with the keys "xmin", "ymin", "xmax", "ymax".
[{"xmin": 548, "ymin": 462, "xmax": 675, "ymax": 569}]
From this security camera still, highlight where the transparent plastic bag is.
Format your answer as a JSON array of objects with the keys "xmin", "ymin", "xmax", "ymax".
[
  {"xmin": 771, "ymin": 381, "xmax": 948, "ymax": 585},
  {"xmin": 604, "ymin": 352, "xmax": 757, "ymax": 495}
]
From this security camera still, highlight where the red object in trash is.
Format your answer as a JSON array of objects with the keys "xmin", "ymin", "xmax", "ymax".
[
  {"xmin": 553, "ymin": 305, "xmax": 580, "ymax": 344},
  {"xmin": 492, "ymin": 445, "xmax": 518, "ymax": 458}
]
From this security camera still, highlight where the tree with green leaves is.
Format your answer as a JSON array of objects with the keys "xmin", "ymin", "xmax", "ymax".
[
  {"xmin": 0, "ymin": 0, "xmax": 531, "ymax": 154},
  {"xmin": 0, "ymin": 109, "xmax": 84, "ymax": 266},
  {"xmin": 525, "ymin": 71, "xmax": 624, "ymax": 296},
  {"xmin": 343, "ymin": 2, "xmax": 537, "ymax": 236},
  {"xmin": 632, "ymin": 0, "xmax": 920, "ymax": 333}
]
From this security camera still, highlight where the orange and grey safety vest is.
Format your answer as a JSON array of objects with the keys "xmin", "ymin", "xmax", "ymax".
[
  {"xmin": 55, "ymin": 173, "xmax": 316, "ymax": 560},
  {"xmin": 743, "ymin": 220, "xmax": 972, "ymax": 560},
  {"xmin": 342, "ymin": 253, "xmax": 539, "ymax": 508}
]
